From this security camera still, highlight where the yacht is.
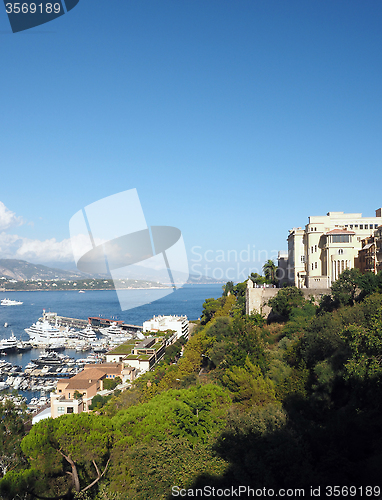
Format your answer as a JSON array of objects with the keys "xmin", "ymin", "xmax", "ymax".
[
  {"xmin": 99, "ymin": 322, "xmax": 123, "ymax": 336},
  {"xmin": 1, "ymin": 298, "xmax": 23, "ymax": 306},
  {"xmin": 99, "ymin": 322, "xmax": 131, "ymax": 339},
  {"xmin": 78, "ymin": 324, "xmax": 97, "ymax": 341},
  {"xmin": 25, "ymin": 319, "xmax": 67, "ymax": 345},
  {"xmin": 0, "ymin": 332, "xmax": 18, "ymax": 353},
  {"xmin": 31, "ymin": 351, "xmax": 73, "ymax": 366}
]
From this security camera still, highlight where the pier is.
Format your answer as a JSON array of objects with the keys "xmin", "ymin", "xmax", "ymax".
[{"xmin": 41, "ymin": 312, "xmax": 142, "ymax": 333}]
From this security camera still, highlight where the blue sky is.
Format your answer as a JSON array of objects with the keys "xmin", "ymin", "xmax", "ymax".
[{"xmin": 0, "ymin": 0, "xmax": 381, "ymax": 280}]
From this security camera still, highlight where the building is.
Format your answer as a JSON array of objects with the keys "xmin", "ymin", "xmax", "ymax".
[
  {"xmin": 284, "ymin": 209, "xmax": 382, "ymax": 288},
  {"xmin": 142, "ymin": 315, "xmax": 189, "ymax": 340},
  {"xmin": 106, "ymin": 337, "xmax": 168, "ymax": 373},
  {"xmin": 50, "ymin": 363, "xmax": 126, "ymax": 418},
  {"xmin": 277, "ymin": 251, "xmax": 289, "ymax": 287},
  {"xmin": 357, "ymin": 224, "xmax": 382, "ymax": 274}
]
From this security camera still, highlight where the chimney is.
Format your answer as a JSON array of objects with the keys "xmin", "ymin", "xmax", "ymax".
[{"xmin": 376, "ymin": 208, "xmax": 382, "ymax": 217}]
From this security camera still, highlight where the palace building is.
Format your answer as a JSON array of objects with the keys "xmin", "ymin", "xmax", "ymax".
[{"xmin": 284, "ymin": 208, "xmax": 382, "ymax": 288}]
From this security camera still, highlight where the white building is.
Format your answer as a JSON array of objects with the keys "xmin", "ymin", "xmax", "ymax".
[
  {"xmin": 285, "ymin": 208, "xmax": 382, "ymax": 288},
  {"xmin": 142, "ymin": 315, "xmax": 189, "ymax": 340}
]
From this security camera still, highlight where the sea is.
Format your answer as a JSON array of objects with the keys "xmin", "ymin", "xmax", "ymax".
[{"xmin": 0, "ymin": 284, "xmax": 223, "ymax": 402}]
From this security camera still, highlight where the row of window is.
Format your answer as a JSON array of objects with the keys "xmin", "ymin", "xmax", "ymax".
[
  {"xmin": 57, "ymin": 407, "xmax": 74, "ymax": 414},
  {"xmin": 304, "ymin": 249, "xmax": 346, "ymax": 268},
  {"xmin": 309, "ymin": 224, "xmax": 378, "ymax": 232},
  {"xmin": 331, "ymin": 235, "xmax": 350, "ymax": 243},
  {"xmin": 345, "ymin": 224, "xmax": 378, "ymax": 230}
]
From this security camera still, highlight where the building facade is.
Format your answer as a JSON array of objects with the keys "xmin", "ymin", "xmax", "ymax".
[
  {"xmin": 284, "ymin": 209, "xmax": 382, "ymax": 288},
  {"xmin": 142, "ymin": 315, "xmax": 189, "ymax": 340},
  {"xmin": 50, "ymin": 363, "xmax": 125, "ymax": 418},
  {"xmin": 357, "ymin": 225, "xmax": 382, "ymax": 274}
]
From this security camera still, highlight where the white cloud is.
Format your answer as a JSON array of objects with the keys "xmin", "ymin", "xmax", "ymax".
[
  {"xmin": 0, "ymin": 232, "xmax": 108, "ymax": 264},
  {"xmin": 16, "ymin": 236, "xmax": 74, "ymax": 262},
  {"xmin": 0, "ymin": 202, "xmax": 24, "ymax": 231}
]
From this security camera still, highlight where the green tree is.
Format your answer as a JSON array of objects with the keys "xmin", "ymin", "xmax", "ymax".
[
  {"xmin": 113, "ymin": 384, "xmax": 230, "ymax": 447},
  {"xmin": 263, "ymin": 260, "xmax": 277, "ymax": 285},
  {"xmin": 223, "ymin": 281, "xmax": 235, "ymax": 296},
  {"xmin": 0, "ymin": 401, "xmax": 27, "ymax": 478},
  {"xmin": 249, "ymin": 272, "xmax": 266, "ymax": 286},
  {"xmin": 104, "ymin": 377, "xmax": 122, "ymax": 391},
  {"xmin": 200, "ymin": 298, "xmax": 221, "ymax": 324},
  {"xmin": 21, "ymin": 413, "xmax": 113, "ymax": 495},
  {"xmin": 222, "ymin": 357, "xmax": 276, "ymax": 408},
  {"xmin": 331, "ymin": 268, "xmax": 361, "ymax": 306},
  {"xmin": 268, "ymin": 286, "xmax": 305, "ymax": 320}
]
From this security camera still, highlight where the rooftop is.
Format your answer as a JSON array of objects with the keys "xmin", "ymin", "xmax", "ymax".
[{"xmin": 326, "ymin": 229, "xmax": 356, "ymax": 235}]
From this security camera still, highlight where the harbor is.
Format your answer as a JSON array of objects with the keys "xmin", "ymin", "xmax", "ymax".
[
  {"xmin": 0, "ymin": 312, "xmax": 144, "ymax": 406},
  {"xmin": 0, "ymin": 285, "xmax": 222, "ymax": 408}
]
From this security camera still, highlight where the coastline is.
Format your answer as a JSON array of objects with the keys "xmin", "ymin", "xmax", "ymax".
[{"xmin": 0, "ymin": 283, "xmax": 223, "ymax": 293}]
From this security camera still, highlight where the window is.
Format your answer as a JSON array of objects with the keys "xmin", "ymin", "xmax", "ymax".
[
  {"xmin": 58, "ymin": 389, "xmax": 62, "ymax": 393},
  {"xmin": 301, "ymin": 256, "xmax": 305, "ymax": 263},
  {"xmin": 355, "ymin": 225, "xmax": 358, "ymax": 228},
  {"xmin": 360, "ymin": 225, "xmax": 363, "ymax": 229},
  {"xmin": 315, "ymin": 227, "xmax": 317, "ymax": 231},
  {"xmin": 67, "ymin": 407, "xmax": 74, "ymax": 414},
  {"xmin": 332, "ymin": 235, "xmax": 350, "ymax": 243},
  {"xmin": 312, "ymin": 263, "xmax": 314, "ymax": 270},
  {"xmin": 315, "ymin": 245, "xmax": 317, "ymax": 252},
  {"xmin": 315, "ymin": 262, "xmax": 317, "ymax": 269},
  {"xmin": 350, "ymin": 225, "xmax": 353, "ymax": 229},
  {"xmin": 365, "ymin": 225, "xmax": 368, "ymax": 229},
  {"xmin": 375, "ymin": 224, "xmax": 378, "ymax": 229},
  {"xmin": 311, "ymin": 246, "xmax": 313, "ymax": 254},
  {"xmin": 68, "ymin": 393, "xmax": 70, "ymax": 398},
  {"xmin": 338, "ymin": 249, "xmax": 343, "ymax": 255},
  {"xmin": 57, "ymin": 407, "xmax": 65, "ymax": 414}
]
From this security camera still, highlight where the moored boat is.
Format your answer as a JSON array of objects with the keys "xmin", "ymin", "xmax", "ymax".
[{"xmin": 1, "ymin": 298, "xmax": 23, "ymax": 306}]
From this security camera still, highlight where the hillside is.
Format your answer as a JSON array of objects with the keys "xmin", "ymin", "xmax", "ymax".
[
  {"xmin": 0, "ymin": 259, "xmax": 86, "ymax": 281},
  {"xmin": 0, "ymin": 259, "xmax": 224, "ymax": 284}
]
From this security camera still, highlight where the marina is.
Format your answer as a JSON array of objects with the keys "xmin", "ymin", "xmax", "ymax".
[{"xmin": 0, "ymin": 285, "xmax": 223, "ymax": 405}]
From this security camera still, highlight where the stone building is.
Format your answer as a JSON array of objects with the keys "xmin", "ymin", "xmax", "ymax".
[
  {"xmin": 284, "ymin": 209, "xmax": 382, "ymax": 288},
  {"xmin": 357, "ymin": 224, "xmax": 382, "ymax": 274}
]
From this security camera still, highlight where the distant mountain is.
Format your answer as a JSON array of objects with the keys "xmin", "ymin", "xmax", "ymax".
[
  {"xmin": 0, "ymin": 259, "xmax": 225, "ymax": 284},
  {"xmin": 0, "ymin": 259, "xmax": 88, "ymax": 281}
]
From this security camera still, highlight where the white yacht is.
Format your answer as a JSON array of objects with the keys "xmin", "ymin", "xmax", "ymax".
[
  {"xmin": 99, "ymin": 323, "xmax": 133, "ymax": 344},
  {"xmin": 78, "ymin": 324, "xmax": 97, "ymax": 341},
  {"xmin": 0, "ymin": 332, "xmax": 18, "ymax": 352},
  {"xmin": 100, "ymin": 322, "xmax": 125, "ymax": 336},
  {"xmin": 1, "ymin": 298, "xmax": 23, "ymax": 306},
  {"xmin": 25, "ymin": 319, "xmax": 67, "ymax": 345}
]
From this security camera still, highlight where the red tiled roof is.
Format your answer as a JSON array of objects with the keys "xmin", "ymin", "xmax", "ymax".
[
  {"xmin": 326, "ymin": 229, "xmax": 355, "ymax": 235},
  {"xmin": 84, "ymin": 363, "xmax": 123, "ymax": 374},
  {"xmin": 71, "ymin": 368, "xmax": 106, "ymax": 380}
]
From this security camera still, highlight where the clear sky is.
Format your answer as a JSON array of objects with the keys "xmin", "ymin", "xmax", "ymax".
[{"xmin": 0, "ymin": 0, "xmax": 381, "ymax": 280}]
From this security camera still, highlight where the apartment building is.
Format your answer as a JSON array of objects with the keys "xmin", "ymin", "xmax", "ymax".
[
  {"xmin": 285, "ymin": 208, "xmax": 382, "ymax": 288},
  {"xmin": 358, "ymin": 225, "xmax": 382, "ymax": 274},
  {"xmin": 142, "ymin": 315, "xmax": 189, "ymax": 340}
]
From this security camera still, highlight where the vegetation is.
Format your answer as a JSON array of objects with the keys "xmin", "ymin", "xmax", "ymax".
[
  {"xmin": 0, "ymin": 278, "xmax": 167, "ymax": 292},
  {"xmin": 2, "ymin": 270, "xmax": 382, "ymax": 498}
]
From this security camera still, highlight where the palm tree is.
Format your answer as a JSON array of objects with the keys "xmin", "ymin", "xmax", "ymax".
[{"xmin": 262, "ymin": 260, "xmax": 277, "ymax": 285}]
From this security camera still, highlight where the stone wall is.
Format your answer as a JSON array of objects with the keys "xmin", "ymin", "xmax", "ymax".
[{"xmin": 246, "ymin": 285, "xmax": 331, "ymax": 318}]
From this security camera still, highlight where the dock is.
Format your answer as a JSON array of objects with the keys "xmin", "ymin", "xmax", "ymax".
[{"xmin": 41, "ymin": 312, "xmax": 142, "ymax": 333}]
